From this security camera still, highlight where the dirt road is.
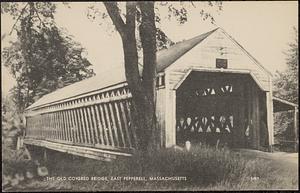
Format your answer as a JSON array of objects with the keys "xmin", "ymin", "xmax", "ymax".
[{"xmin": 234, "ymin": 148, "xmax": 298, "ymax": 173}]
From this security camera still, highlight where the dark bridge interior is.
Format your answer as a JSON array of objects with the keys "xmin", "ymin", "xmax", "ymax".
[{"xmin": 176, "ymin": 71, "xmax": 269, "ymax": 149}]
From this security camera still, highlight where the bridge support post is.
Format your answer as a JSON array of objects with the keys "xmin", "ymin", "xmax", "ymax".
[{"xmin": 294, "ymin": 107, "xmax": 298, "ymax": 152}]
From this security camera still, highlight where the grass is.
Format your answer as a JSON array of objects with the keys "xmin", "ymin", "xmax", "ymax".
[{"xmin": 2, "ymin": 144, "xmax": 298, "ymax": 191}]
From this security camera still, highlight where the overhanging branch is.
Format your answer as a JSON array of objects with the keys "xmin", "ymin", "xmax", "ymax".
[
  {"xmin": 103, "ymin": 2, "xmax": 126, "ymax": 38},
  {"xmin": 9, "ymin": 3, "xmax": 29, "ymax": 35},
  {"xmin": 31, "ymin": 4, "xmax": 47, "ymax": 28}
]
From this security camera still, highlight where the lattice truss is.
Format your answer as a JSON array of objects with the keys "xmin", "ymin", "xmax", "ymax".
[
  {"xmin": 176, "ymin": 84, "xmax": 235, "ymax": 141},
  {"xmin": 26, "ymin": 86, "xmax": 136, "ymax": 150},
  {"xmin": 176, "ymin": 115, "xmax": 233, "ymax": 134},
  {"xmin": 195, "ymin": 84, "xmax": 233, "ymax": 96}
]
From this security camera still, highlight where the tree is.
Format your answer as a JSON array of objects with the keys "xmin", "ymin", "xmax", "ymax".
[
  {"xmin": 1, "ymin": 2, "xmax": 95, "ymax": 112},
  {"xmin": 99, "ymin": 2, "xmax": 222, "ymax": 156},
  {"xmin": 2, "ymin": 95, "xmax": 22, "ymax": 140},
  {"xmin": 273, "ymin": 27, "xmax": 298, "ymax": 104},
  {"xmin": 2, "ymin": 1, "xmax": 222, "ymax": 158},
  {"xmin": 273, "ymin": 27, "xmax": 298, "ymax": 147}
]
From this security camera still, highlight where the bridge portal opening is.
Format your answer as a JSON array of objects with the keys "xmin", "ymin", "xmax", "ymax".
[{"xmin": 176, "ymin": 71, "xmax": 269, "ymax": 149}]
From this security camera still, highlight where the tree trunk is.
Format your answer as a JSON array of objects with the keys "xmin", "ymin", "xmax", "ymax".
[
  {"xmin": 104, "ymin": 2, "xmax": 158, "ymax": 164},
  {"xmin": 138, "ymin": 1, "xmax": 159, "ymax": 154}
]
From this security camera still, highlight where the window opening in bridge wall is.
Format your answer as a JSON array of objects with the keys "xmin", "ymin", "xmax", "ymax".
[
  {"xmin": 216, "ymin": 58, "xmax": 228, "ymax": 69},
  {"xmin": 156, "ymin": 75, "xmax": 165, "ymax": 87},
  {"xmin": 161, "ymin": 75, "xmax": 165, "ymax": 86}
]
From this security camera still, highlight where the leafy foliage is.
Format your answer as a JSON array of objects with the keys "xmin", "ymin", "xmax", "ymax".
[
  {"xmin": 156, "ymin": 28, "xmax": 174, "ymax": 51},
  {"xmin": 273, "ymin": 27, "xmax": 298, "ymax": 104},
  {"xmin": 157, "ymin": 1, "xmax": 222, "ymax": 24},
  {"xmin": 2, "ymin": 96, "xmax": 23, "ymax": 140},
  {"xmin": 2, "ymin": 2, "xmax": 95, "ymax": 111},
  {"xmin": 86, "ymin": 1, "xmax": 222, "ymax": 51},
  {"xmin": 273, "ymin": 27, "xmax": 298, "ymax": 149}
]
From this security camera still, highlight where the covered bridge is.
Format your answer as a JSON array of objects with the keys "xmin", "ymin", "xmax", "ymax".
[{"xmin": 24, "ymin": 28, "xmax": 297, "ymax": 161}]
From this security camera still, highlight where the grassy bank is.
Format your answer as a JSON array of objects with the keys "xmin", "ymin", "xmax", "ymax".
[{"xmin": 3, "ymin": 144, "xmax": 297, "ymax": 191}]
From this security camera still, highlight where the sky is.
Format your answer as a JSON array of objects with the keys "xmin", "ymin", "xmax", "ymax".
[{"xmin": 1, "ymin": 1, "xmax": 298, "ymax": 95}]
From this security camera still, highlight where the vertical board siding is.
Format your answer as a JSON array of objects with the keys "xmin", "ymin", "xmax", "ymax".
[
  {"xmin": 114, "ymin": 102, "xmax": 126, "ymax": 147},
  {"xmin": 65, "ymin": 109, "xmax": 72, "ymax": 142},
  {"xmin": 156, "ymin": 88, "xmax": 166, "ymax": 147},
  {"xmin": 67, "ymin": 109, "xmax": 73, "ymax": 142},
  {"xmin": 55, "ymin": 112, "xmax": 59, "ymax": 140},
  {"xmin": 39, "ymin": 115, "xmax": 43, "ymax": 139},
  {"xmin": 69, "ymin": 108, "xmax": 77, "ymax": 143},
  {"xmin": 30, "ymin": 117, "xmax": 33, "ymax": 137},
  {"xmin": 79, "ymin": 107, "xmax": 88, "ymax": 144},
  {"xmin": 62, "ymin": 110, "xmax": 69, "ymax": 141},
  {"xmin": 90, "ymin": 104, "xmax": 100, "ymax": 145},
  {"xmin": 86, "ymin": 105, "xmax": 96, "ymax": 144},
  {"xmin": 94, "ymin": 104, "xmax": 106, "ymax": 145},
  {"xmin": 44, "ymin": 114, "xmax": 47, "ymax": 139},
  {"xmin": 103, "ymin": 103, "xmax": 116, "ymax": 147},
  {"xmin": 72, "ymin": 109, "xmax": 80, "ymax": 142},
  {"xmin": 74, "ymin": 108, "xmax": 83, "ymax": 143},
  {"xmin": 99, "ymin": 104, "xmax": 110, "ymax": 146},
  {"xmin": 66, "ymin": 109, "xmax": 74, "ymax": 142},
  {"xmin": 45, "ymin": 114, "xmax": 48, "ymax": 139},
  {"xmin": 119, "ymin": 101, "xmax": 132, "ymax": 148},
  {"xmin": 50, "ymin": 113, "xmax": 53, "ymax": 139},
  {"xmin": 58, "ymin": 111, "xmax": 64, "ymax": 141},
  {"xmin": 55, "ymin": 110, "xmax": 59, "ymax": 140},
  {"xmin": 82, "ymin": 105, "xmax": 92, "ymax": 144},
  {"xmin": 60, "ymin": 111, "xmax": 65, "ymax": 140},
  {"xmin": 25, "ymin": 86, "xmax": 136, "ymax": 151},
  {"xmin": 61, "ymin": 111, "xmax": 67, "ymax": 141},
  {"xmin": 49, "ymin": 113, "xmax": 53, "ymax": 139},
  {"xmin": 54, "ymin": 112, "xmax": 59, "ymax": 140},
  {"xmin": 108, "ymin": 102, "xmax": 120, "ymax": 147}
]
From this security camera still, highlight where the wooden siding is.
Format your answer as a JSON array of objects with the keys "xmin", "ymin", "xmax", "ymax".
[
  {"xmin": 164, "ymin": 71, "xmax": 177, "ymax": 147},
  {"xmin": 25, "ymin": 81, "xmax": 168, "ymax": 155},
  {"xmin": 165, "ymin": 29, "xmax": 271, "ymax": 92},
  {"xmin": 267, "ymin": 77, "xmax": 274, "ymax": 146},
  {"xmin": 25, "ymin": 86, "xmax": 137, "ymax": 154},
  {"xmin": 162, "ymin": 29, "xmax": 273, "ymax": 148},
  {"xmin": 156, "ymin": 87, "xmax": 166, "ymax": 147},
  {"xmin": 24, "ymin": 28, "xmax": 275, "ymax": 156},
  {"xmin": 24, "ymin": 139, "xmax": 132, "ymax": 161}
]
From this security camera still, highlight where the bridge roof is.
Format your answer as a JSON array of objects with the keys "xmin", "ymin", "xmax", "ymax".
[
  {"xmin": 273, "ymin": 96, "xmax": 298, "ymax": 112},
  {"xmin": 26, "ymin": 28, "xmax": 217, "ymax": 110},
  {"xmin": 27, "ymin": 27, "xmax": 273, "ymax": 110}
]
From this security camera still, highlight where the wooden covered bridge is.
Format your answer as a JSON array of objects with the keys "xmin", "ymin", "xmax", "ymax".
[{"xmin": 23, "ymin": 28, "xmax": 298, "ymax": 161}]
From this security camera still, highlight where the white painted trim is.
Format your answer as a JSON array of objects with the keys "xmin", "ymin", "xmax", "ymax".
[
  {"xmin": 171, "ymin": 90, "xmax": 176, "ymax": 146},
  {"xmin": 273, "ymin": 97, "xmax": 298, "ymax": 108},
  {"xmin": 249, "ymin": 72, "xmax": 268, "ymax": 91},
  {"xmin": 157, "ymin": 72, "xmax": 165, "ymax": 76},
  {"xmin": 172, "ymin": 67, "xmax": 268, "ymax": 91},
  {"xmin": 173, "ymin": 69, "xmax": 193, "ymax": 90},
  {"xmin": 26, "ymin": 82, "xmax": 128, "ymax": 111},
  {"xmin": 268, "ymin": 77, "xmax": 274, "ymax": 146},
  {"xmin": 266, "ymin": 92, "xmax": 273, "ymax": 146},
  {"xmin": 24, "ymin": 139, "xmax": 132, "ymax": 158},
  {"xmin": 164, "ymin": 71, "xmax": 170, "ymax": 148},
  {"xmin": 25, "ymin": 93, "xmax": 132, "ymax": 117},
  {"xmin": 28, "ymin": 73, "xmax": 167, "ymax": 112},
  {"xmin": 164, "ymin": 71, "xmax": 177, "ymax": 148}
]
